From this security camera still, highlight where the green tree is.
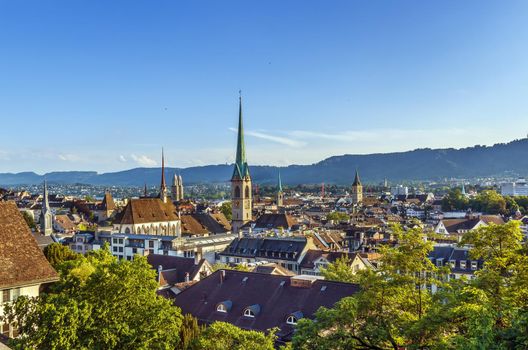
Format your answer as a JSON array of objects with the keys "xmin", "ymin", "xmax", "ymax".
[
  {"xmin": 442, "ymin": 188, "xmax": 469, "ymax": 211},
  {"xmin": 220, "ymin": 201, "xmax": 232, "ymax": 221},
  {"xmin": 293, "ymin": 225, "xmax": 445, "ymax": 349},
  {"xmin": 2, "ymin": 246, "xmax": 183, "ymax": 350},
  {"xmin": 179, "ymin": 313, "xmax": 203, "ymax": 350},
  {"xmin": 326, "ymin": 211, "xmax": 349, "ymax": 222},
  {"xmin": 196, "ymin": 322, "xmax": 276, "ymax": 350},
  {"xmin": 320, "ymin": 255, "xmax": 359, "ymax": 284},
  {"xmin": 21, "ymin": 211, "xmax": 36, "ymax": 230},
  {"xmin": 43, "ymin": 243, "xmax": 79, "ymax": 269},
  {"xmin": 470, "ymin": 190, "xmax": 507, "ymax": 215}
]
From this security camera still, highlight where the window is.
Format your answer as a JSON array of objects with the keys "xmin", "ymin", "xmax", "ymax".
[
  {"xmin": 2, "ymin": 289, "xmax": 10, "ymax": 303},
  {"xmin": 244, "ymin": 309, "xmax": 255, "ymax": 317},
  {"xmin": 113, "ymin": 238, "xmax": 118, "ymax": 244},
  {"xmin": 286, "ymin": 316, "xmax": 297, "ymax": 325},
  {"xmin": 1, "ymin": 323, "xmax": 9, "ymax": 336},
  {"xmin": 449, "ymin": 260, "xmax": 456, "ymax": 268},
  {"xmin": 149, "ymin": 241, "xmax": 154, "ymax": 248},
  {"xmin": 113, "ymin": 246, "xmax": 118, "ymax": 252},
  {"xmin": 460, "ymin": 261, "xmax": 467, "ymax": 269},
  {"xmin": 234, "ymin": 186, "xmax": 241, "ymax": 198},
  {"xmin": 118, "ymin": 239, "xmax": 124, "ymax": 244},
  {"xmin": 217, "ymin": 304, "xmax": 227, "ymax": 313},
  {"xmin": 471, "ymin": 261, "xmax": 478, "ymax": 270},
  {"xmin": 118, "ymin": 247, "xmax": 123, "ymax": 253},
  {"xmin": 245, "ymin": 185, "xmax": 250, "ymax": 198}
]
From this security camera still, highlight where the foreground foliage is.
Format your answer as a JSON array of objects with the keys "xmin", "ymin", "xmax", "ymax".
[
  {"xmin": 292, "ymin": 222, "xmax": 528, "ymax": 349},
  {"xmin": 2, "ymin": 246, "xmax": 183, "ymax": 350}
]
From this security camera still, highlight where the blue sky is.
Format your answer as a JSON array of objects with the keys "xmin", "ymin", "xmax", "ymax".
[{"xmin": 1, "ymin": 0, "xmax": 528, "ymax": 173}]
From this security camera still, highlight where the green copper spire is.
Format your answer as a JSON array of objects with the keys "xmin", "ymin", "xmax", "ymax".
[
  {"xmin": 353, "ymin": 169, "xmax": 361, "ymax": 186},
  {"xmin": 232, "ymin": 92, "xmax": 250, "ymax": 179},
  {"xmin": 277, "ymin": 170, "xmax": 283, "ymax": 192}
]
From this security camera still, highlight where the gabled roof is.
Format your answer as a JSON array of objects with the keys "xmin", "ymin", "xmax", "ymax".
[
  {"xmin": 440, "ymin": 218, "xmax": 482, "ymax": 233},
  {"xmin": 147, "ymin": 254, "xmax": 209, "ymax": 284},
  {"xmin": 0, "ymin": 201, "xmax": 58, "ymax": 289},
  {"xmin": 115, "ymin": 198, "xmax": 179, "ymax": 225},
  {"xmin": 299, "ymin": 250, "xmax": 362, "ymax": 269},
  {"xmin": 173, "ymin": 270, "xmax": 359, "ymax": 342},
  {"xmin": 222, "ymin": 237, "xmax": 308, "ymax": 261},
  {"xmin": 100, "ymin": 192, "xmax": 115, "ymax": 211},
  {"xmin": 253, "ymin": 213, "xmax": 297, "ymax": 230}
]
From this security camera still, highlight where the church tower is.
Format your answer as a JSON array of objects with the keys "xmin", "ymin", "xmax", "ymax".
[
  {"xmin": 40, "ymin": 180, "xmax": 53, "ymax": 235},
  {"xmin": 178, "ymin": 175, "xmax": 184, "ymax": 201},
  {"xmin": 231, "ymin": 93, "xmax": 252, "ymax": 236},
  {"xmin": 276, "ymin": 170, "xmax": 284, "ymax": 208},
  {"xmin": 351, "ymin": 169, "xmax": 363, "ymax": 205},
  {"xmin": 159, "ymin": 148, "xmax": 168, "ymax": 203},
  {"xmin": 171, "ymin": 174, "xmax": 180, "ymax": 201}
]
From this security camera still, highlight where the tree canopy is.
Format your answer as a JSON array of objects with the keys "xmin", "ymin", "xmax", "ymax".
[{"xmin": 2, "ymin": 245, "xmax": 183, "ymax": 350}]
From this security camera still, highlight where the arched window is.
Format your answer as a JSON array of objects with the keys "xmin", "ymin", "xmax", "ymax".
[
  {"xmin": 217, "ymin": 304, "xmax": 227, "ymax": 313},
  {"xmin": 245, "ymin": 185, "xmax": 250, "ymax": 198},
  {"xmin": 244, "ymin": 309, "xmax": 255, "ymax": 317},
  {"xmin": 286, "ymin": 315, "xmax": 297, "ymax": 325},
  {"xmin": 234, "ymin": 186, "xmax": 241, "ymax": 198},
  {"xmin": 124, "ymin": 227, "xmax": 131, "ymax": 234}
]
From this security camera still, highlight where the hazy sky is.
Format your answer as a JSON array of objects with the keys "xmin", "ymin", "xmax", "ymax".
[{"xmin": 1, "ymin": 0, "xmax": 528, "ymax": 173}]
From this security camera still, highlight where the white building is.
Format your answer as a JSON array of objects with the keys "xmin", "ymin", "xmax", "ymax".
[
  {"xmin": 391, "ymin": 185, "xmax": 409, "ymax": 196},
  {"xmin": 501, "ymin": 179, "xmax": 528, "ymax": 197}
]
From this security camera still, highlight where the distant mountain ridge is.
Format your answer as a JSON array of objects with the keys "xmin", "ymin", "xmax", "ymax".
[{"xmin": 1, "ymin": 138, "xmax": 528, "ymax": 186}]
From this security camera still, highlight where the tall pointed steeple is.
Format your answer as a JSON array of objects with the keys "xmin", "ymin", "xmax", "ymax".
[
  {"xmin": 230, "ymin": 92, "xmax": 252, "ymax": 236},
  {"xmin": 40, "ymin": 180, "xmax": 53, "ymax": 235},
  {"xmin": 232, "ymin": 92, "xmax": 249, "ymax": 180},
  {"xmin": 351, "ymin": 169, "xmax": 363, "ymax": 205},
  {"xmin": 276, "ymin": 170, "xmax": 284, "ymax": 207},
  {"xmin": 159, "ymin": 148, "xmax": 168, "ymax": 202},
  {"xmin": 352, "ymin": 169, "xmax": 361, "ymax": 186}
]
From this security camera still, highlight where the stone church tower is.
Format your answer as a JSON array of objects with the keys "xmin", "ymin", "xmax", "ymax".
[
  {"xmin": 231, "ymin": 94, "xmax": 252, "ymax": 237},
  {"xmin": 351, "ymin": 169, "xmax": 363, "ymax": 205},
  {"xmin": 171, "ymin": 174, "xmax": 184, "ymax": 201},
  {"xmin": 40, "ymin": 180, "xmax": 53, "ymax": 235}
]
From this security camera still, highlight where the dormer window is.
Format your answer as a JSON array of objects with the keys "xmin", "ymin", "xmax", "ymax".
[
  {"xmin": 217, "ymin": 304, "xmax": 227, "ymax": 313},
  {"xmin": 216, "ymin": 300, "xmax": 232, "ymax": 313},
  {"xmin": 243, "ymin": 304, "xmax": 261, "ymax": 318},
  {"xmin": 471, "ymin": 261, "xmax": 478, "ymax": 270},
  {"xmin": 244, "ymin": 309, "xmax": 255, "ymax": 317},
  {"xmin": 286, "ymin": 315, "xmax": 297, "ymax": 325},
  {"xmin": 286, "ymin": 311, "xmax": 303, "ymax": 325}
]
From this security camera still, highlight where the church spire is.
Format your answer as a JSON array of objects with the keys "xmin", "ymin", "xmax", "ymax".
[
  {"xmin": 353, "ymin": 169, "xmax": 361, "ymax": 186},
  {"xmin": 159, "ymin": 148, "xmax": 168, "ymax": 202},
  {"xmin": 232, "ymin": 92, "xmax": 249, "ymax": 179},
  {"xmin": 277, "ymin": 170, "xmax": 283, "ymax": 193}
]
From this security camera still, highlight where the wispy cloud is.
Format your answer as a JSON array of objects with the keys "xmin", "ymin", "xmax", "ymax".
[
  {"xmin": 58, "ymin": 154, "xmax": 80, "ymax": 162},
  {"xmin": 229, "ymin": 128, "xmax": 305, "ymax": 148},
  {"xmin": 119, "ymin": 155, "xmax": 127, "ymax": 162},
  {"xmin": 130, "ymin": 154, "xmax": 157, "ymax": 166}
]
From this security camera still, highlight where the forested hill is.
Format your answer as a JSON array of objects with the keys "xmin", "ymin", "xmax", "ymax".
[{"xmin": 1, "ymin": 138, "xmax": 528, "ymax": 186}]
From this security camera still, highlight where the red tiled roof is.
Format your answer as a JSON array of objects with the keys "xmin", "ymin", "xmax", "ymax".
[{"xmin": 0, "ymin": 201, "xmax": 58, "ymax": 289}]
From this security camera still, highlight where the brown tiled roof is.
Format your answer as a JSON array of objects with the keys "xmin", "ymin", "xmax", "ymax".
[
  {"xmin": 299, "ymin": 250, "xmax": 361, "ymax": 269},
  {"xmin": 480, "ymin": 215, "xmax": 505, "ymax": 225},
  {"xmin": 0, "ymin": 201, "xmax": 58, "ymax": 289},
  {"xmin": 101, "ymin": 192, "xmax": 116, "ymax": 211},
  {"xmin": 254, "ymin": 213, "xmax": 297, "ymax": 229},
  {"xmin": 253, "ymin": 263, "xmax": 295, "ymax": 276},
  {"xmin": 54, "ymin": 214, "xmax": 76, "ymax": 230},
  {"xmin": 181, "ymin": 215, "xmax": 209, "ymax": 235},
  {"xmin": 173, "ymin": 270, "xmax": 360, "ymax": 342},
  {"xmin": 116, "ymin": 198, "xmax": 179, "ymax": 225},
  {"xmin": 147, "ymin": 254, "xmax": 207, "ymax": 283},
  {"xmin": 441, "ymin": 219, "xmax": 481, "ymax": 233}
]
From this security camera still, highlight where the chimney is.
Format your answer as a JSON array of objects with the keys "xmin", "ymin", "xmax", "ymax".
[
  {"xmin": 220, "ymin": 270, "xmax": 225, "ymax": 284},
  {"xmin": 194, "ymin": 249, "xmax": 202, "ymax": 265},
  {"xmin": 157, "ymin": 265, "xmax": 163, "ymax": 283},
  {"xmin": 185, "ymin": 272, "xmax": 190, "ymax": 283}
]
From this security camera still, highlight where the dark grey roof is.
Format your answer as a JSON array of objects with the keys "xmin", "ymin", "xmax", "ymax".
[
  {"xmin": 173, "ymin": 270, "xmax": 359, "ymax": 343},
  {"xmin": 221, "ymin": 237, "xmax": 307, "ymax": 262}
]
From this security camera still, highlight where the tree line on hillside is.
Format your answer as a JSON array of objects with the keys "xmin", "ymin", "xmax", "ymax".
[{"xmin": 442, "ymin": 188, "xmax": 528, "ymax": 215}]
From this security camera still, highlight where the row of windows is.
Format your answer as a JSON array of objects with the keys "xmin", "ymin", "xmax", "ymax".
[{"xmin": 216, "ymin": 304, "xmax": 299, "ymax": 325}]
